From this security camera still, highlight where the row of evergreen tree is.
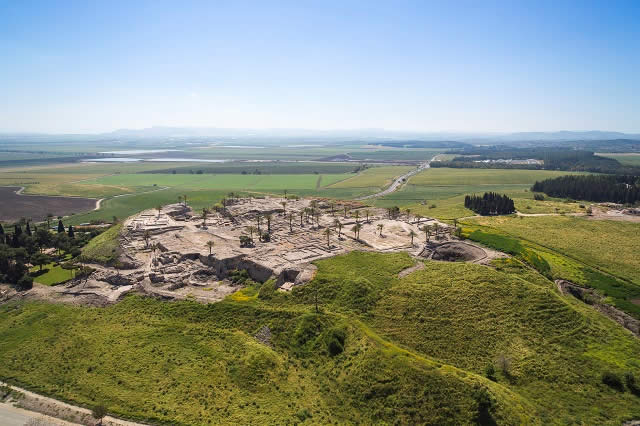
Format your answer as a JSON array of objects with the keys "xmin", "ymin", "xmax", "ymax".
[
  {"xmin": 531, "ymin": 175, "xmax": 640, "ymax": 204},
  {"xmin": 464, "ymin": 193, "xmax": 516, "ymax": 215}
]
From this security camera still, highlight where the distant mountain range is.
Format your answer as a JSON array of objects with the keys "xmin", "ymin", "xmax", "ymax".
[{"xmin": 2, "ymin": 127, "xmax": 639, "ymax": 144}]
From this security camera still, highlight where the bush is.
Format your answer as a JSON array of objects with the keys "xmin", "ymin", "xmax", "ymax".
[
  {"xmin": 16, "ymin": 274, "xmax": 33, "ymax": 291},
  {"xmin": 625, "ymin": 372, "xmax": 640, "ymax": 395},
  {"xmin": 533, "ymin": 193, "xmax": 545, "ymax": 201},
  {"xmin": 325, "ymin": 327, "xmax": 346, "ymax": 356},
  {"xmin": 484, "ymin": 363, "xmax": 496, "ymax": 381},
  {"xmin": 602, "ymin": 371, "xmax": 624, "ymax": 391}
]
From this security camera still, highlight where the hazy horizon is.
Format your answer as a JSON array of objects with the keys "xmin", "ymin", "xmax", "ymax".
[{"xmin": 1, "ymin": 0, "xmax": 639, "ymax": 134}]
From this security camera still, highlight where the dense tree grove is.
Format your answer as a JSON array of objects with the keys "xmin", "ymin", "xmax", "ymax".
[
  {"xmin": 0, "ymin": 220, "xmax": 101, "ymax": 290},
  {"xmin": 532, "ymin": 175, "xmax": 640, "ymax": 204},
  {"xmin": 436, "ymin": 147, "xmax": 640, "ymax": 174},
  {"xmin": 464, "ymin": 193, "xmax": 515, "ymax": 215}
]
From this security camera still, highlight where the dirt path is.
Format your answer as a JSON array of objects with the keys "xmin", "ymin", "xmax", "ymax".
[
  {"xmin": 398, "ymin": 260, "xmax": 425, "ymax": 278},
  {"xmin": 0, "ymin": 382, "xmax": 147, "ymax": 426},
  {"xmin": 356, "ymin": 156, "xmax": 435, "ymax": 200}
]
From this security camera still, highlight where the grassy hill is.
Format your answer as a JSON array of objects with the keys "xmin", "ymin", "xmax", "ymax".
[{"xmin": 0, "ymin": 251, "xmax": 639, "ymax": 424}]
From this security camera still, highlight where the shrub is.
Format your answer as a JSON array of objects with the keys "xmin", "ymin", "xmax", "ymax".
[
  {"xmin": 602, "ymin": 371, "xmax": 624, "ymax": 391},
  {"xmin": 472, "ymin": 386, "xmax": 495, "ymax": 425},
  {"xmin": 325, "ymin": 327, "xmax": 346, "ymax": 356},
  {"xmin": 533, "ymin": 193, "xmax": 545, "ymax": 201},
  {"xmin": 16, "ymin": 274, "xmax": 33, "ymax": 291},
  {"xmin": 625, "ymin": 372, "xmax": 640, "ymax": 395},
  {"xmin": 484, "ymin": 363, "xmax": 496, "ymax": 381}
]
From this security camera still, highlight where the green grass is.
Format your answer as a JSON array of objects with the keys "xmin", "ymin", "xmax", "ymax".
[
  {"xmin": 29, "ymin": 262, "xmax": 74, "ymax": 285},
  {"xmin": 2, "ymin": 251, "xmax": 640, "ymax": 424},
  {"xmin": 328, "ymin": 166, "xmax": 414, "ymax": 191},
  {"xmin": 79, "ymin": 224, "xmax": 122, "ymax": 264},
  {"xmin": 597, "ymin": 153, "xmax": 640, "ymax": 167},
  {"xmin": 408, "ymin": 168, "xmax": 583, "ymax": 186}
]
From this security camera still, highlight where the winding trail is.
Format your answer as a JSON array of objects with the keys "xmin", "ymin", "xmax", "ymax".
[{"xmin": 356, "ymin": 156, "xmax": 436, "ymax": 200}]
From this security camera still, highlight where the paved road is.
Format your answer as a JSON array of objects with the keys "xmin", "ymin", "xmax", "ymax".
[{"xmin": 356, "ymin": 156, "xmax": 435, "ymax": 200}]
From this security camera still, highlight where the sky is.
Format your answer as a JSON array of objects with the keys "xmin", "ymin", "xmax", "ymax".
[{"xmin": 0, "ymin": 0, "xmax": 639, "ymax": 134}]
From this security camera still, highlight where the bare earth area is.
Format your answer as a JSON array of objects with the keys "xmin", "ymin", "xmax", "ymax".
[
  {"xmin": 0, "ymin": 187, "xmax": 97, "ymax": 222},
  {"xmin": 2, "ymin": 196, "xmax": 497, "ymax": 307}
]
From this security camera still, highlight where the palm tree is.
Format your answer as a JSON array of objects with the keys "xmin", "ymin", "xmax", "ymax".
[
  {"xmin": 314, "ymin": 209, "xmax": 321, "ymax": 228},
  {"xmin": 365, "ymin": 210, "xmax": 370, "ymax": 223},
  {"xmin": 143, "ymin": 230, "xmax": 151, "ymax": 248},
  {"xmin": 433, "ymin": 223, "xmax": 439, "ymax": 240},
  {"xmin": 281, "ymin": 201, "xmax": 287, "ymax": 214},
  {"xmin": 156, "ymin": 205, "xmax": 162, "ymax": 217},
  {"xmin": 409, "ymin": 230, "xmax": 416, "ymax": 245},
  {"xmin": 201, "ymin": 208, "xmax": 208, "ymax": 226},
  {"xmin": 344, "ymin": 206, "xmax": 349, "ymax": 218},
  {"xmin": 299, "ymin": 210, "xmax": 305, "ymax": 227},
  {"xmin": 178, "ymin": 195, "xmax": 183, "ymax": 205},
  {"xmin": 283, "ymin": 189, "xmax": 287, "ymax": 199},
  {"xmin": 334, "ymin": 219, "xmax": 343, "ymax": 238},
  {"xmin": 377, "ymin": 223, "xmax": 383, "ymax": 236},
  {"xmin": 324, "ymin": 228, "xmax": 331, "ymax": 248},
  {"xmin": 415, "ymin": 214, "xmax": 422, "ymax": 225},
  {"xmin": 256, "ymin": 214, "xmax": 262, "ymax": 233},
  {"xmin": 421, "ymin": 225, "xmax": 430, "ymax": 243},
  {"xmin": 246, "ymin": 226, "xmax": 256, "ymax": 240},
  {"xmin": 183, "ymin": 194, "xmax": 188, "ymax": 206},
  {"xmin": 330, "ymin": 202, "xmax": 335, "ymax": 216},
  {"xmin": 288, "ymin": 213, "xmax": 294, "ymax": 232},
  {"xmin": 351, "ymin": 223, "xmax": 362, "ymax": 240},
  {"xmin": 266, "ymin": 213, "xmax": 272, "ymax": 234},
  {"xmin": 405, "ymin": 208, "xmax": 411, "ymax": 220},
  {"xmin": 354, "ymin": 210, "xmax": 360, "ymax": 224},
  {"xmin": 206, "ymin": 240, "xmax": 214, "ymax": 255}
]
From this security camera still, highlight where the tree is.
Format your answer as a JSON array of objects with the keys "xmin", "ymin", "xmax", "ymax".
[
  {"xmin": 92, "ymin": 404, "xmax": 108, "ymax": 426},
  {"xmin": 201, "ymin": 208, "xmax": 208, "ymax": 226},
  {"xmin": 415, "ymin": 214, "xmax": 422, "ymax": 224},
  {"xmin": 265, "ymin": 214, "xmax": 272, "ymax": 234},
  {"xmin": 178, "ymin": 195, "xmax": 183, "ymax": 205},
  {"xmin": 206, "ymin": 240, "xmax": 215, "ymax": 255},
  {"xmin": 299, "ymin": 210, "xmax": 305, "ymax": 227},
  {"xmin": 365, "ymin": 210, "xmax": 370, "ymax": 223},
  {"xmin": 421, "ymin": 225, "xmax": 430, "ymax": 243},
  {"xmin": 324, "ymin": 228, "xmax": 331, "ymax": 248},
  {"xmin": 409, "ymin": 230, "xmax": 416, "ymax": 245},
  {"xmin": 182, "ymin": 194, "xmax": 188, "ymax": 206},
  {"xmin": 334, "ymin": 219, "xmax": 343, "ymax": 238},
  {"xmin": 344, "ymin": 205, "xmax": 349, "ymax": 218},
  {"xmin": 156, "ymin": 205, "xmax": 162, "ymax": 217},
  {"xmin": 26, "ymin": 221, "xmax": 32, "ymax": 236},
  {"xmin": 354, "ymin": 210, "xmax": 360, "ymax": 224},
  {"xmin": 351, "ymin": 223, "xmax": 362, "ymax": 240},
  {"xmin": 377, "ymin": 223, "xmax": 383, "ymax": 236},
  {"xmin": 46, "ymin": 213, "xmax": 54, "ymax": 229},
  {"xmin": 143, "ymin": 230, "xmax": 151, "ymax": 248},
  {"xmin": 330, "ymin": 202, "xmax": 335, "ymax": 216},
  {"xmin": 281, "ymin": 201, "xmax": 287, "ymax": 214},
  {"xmin": 67, "ymin": 225, "xmax": 75, "ymax": 238},
  {"xmin": 257, "ymin": 214, "xmax": 262, "ymax": 233},
  {"xmin": 57, "ymin": 220, "xmax": 65, "ymax": 233},
  {"xmin": 31, "ymin": 252, "xmax": 50, "ymax": 271},
  {"xmin": 288, "ymin": 213, "xmax": 294, "ymax": 232},
  {"xmin": 246, "ymin": 226, "xmax": 256, "ymax": 241}
]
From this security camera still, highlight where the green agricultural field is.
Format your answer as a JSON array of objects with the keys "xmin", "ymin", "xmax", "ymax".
[
  {"xmin": 371, "ymin": 168, "xmax": 586, "ymax": 219},
  {"xmin": 328, "ymin": 165, "xmax": 414, "ymax": 190},
  {"xmin": 1, "ymin": 252, "xmax": 639, "ymax": 424},
  {"xmin": 597, "ymin": 153, "xmax": 640, "ymax": 166},
  {"xmin": 409, "ymin": 168, "xmax": 582, "ymax": 186}
]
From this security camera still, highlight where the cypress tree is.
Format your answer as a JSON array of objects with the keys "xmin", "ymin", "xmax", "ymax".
[
  {"xmin": 68, "ymin": 225, "xmax": 75, "ymax": 238},
  {"xmin": 57, "ymin": 220, "xmax": 65, "ymax": 233}
]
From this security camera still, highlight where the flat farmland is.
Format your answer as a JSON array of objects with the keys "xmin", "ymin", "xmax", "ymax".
[
  {"xmin": 408, "ymin": 168, "xmax": 582, "ymax": 186},
  {"xmin": 597, "ymin": 153, "xmax": 640, "ymax": 166},
  {"xmin": 0, "ymin": 186, "xmax": 97, "ymax": 222},
  {"xmin": 87, "ymin": 173, "xmax": 352, "ymax": 191},
  {"xmin": 328, "ymin": 166, "xmax": 414, "ymax": 190}
]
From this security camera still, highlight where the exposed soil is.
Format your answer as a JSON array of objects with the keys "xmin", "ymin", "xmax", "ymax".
[{"xmin": 0, "ymin": 186, "xmax": 97, "ymax": 222}]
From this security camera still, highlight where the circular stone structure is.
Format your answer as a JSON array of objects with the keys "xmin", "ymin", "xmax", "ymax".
[{"xmin": 429, "ymin": 241, "xmax": 487, "ymax": 262}]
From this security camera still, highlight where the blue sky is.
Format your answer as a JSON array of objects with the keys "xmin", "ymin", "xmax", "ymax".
[{"xmin": 0, "ymin": 0, "xmax": 638, "ymax": 133}]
